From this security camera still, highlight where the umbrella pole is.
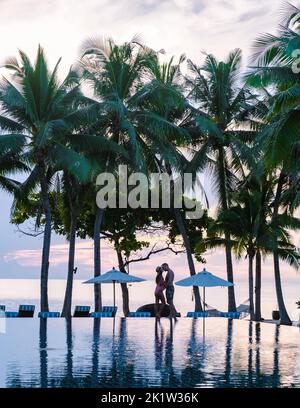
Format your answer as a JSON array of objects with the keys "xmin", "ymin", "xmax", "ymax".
[
  {"xmin": 113, "ymin": 280, "xmax": 116, "ymax": 311},
  {"xmin": 113, "ymin": 281, "xmax": 116, "ymax": 335},
  {"xmin": 203, "ymin": 287, "xmax": 206, "ymax": 343}
]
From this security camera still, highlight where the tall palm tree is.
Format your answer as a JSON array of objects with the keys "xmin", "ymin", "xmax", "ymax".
[
  {"xmin": 248, "ymin": 3, "xmax": 300, "ymax": 324},
  {"xmin": 59, "ymin": 130, "xmax": 125, "ymax": 317},
  {"xmin": 208, "ymin": 173, "xmax": 270, "ymax": 320},
  {"xmin": 59, "ymin": 174, "xmax": 85, "ymax": 318},
  {"xmin": 207, "ymin": 171, "xmax": 300, "ymax": 321},
  {"xmin": 137, "ymin": 53, "xmax": 206, "ymax": 310},
  {"xmin": 80, "ymin": 37, "xmax": 187, "ymax": 313},
  {"xmin": 187, "ymin": 49, "xmax": 258, "ymax": 311},
  {"xmin": 0, "ymin": 46, "xmax": 95, "ymax": 311}
]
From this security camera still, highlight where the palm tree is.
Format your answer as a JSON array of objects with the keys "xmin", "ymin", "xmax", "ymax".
[
  {"xmin": 206, "ymin": 170, "xmax": 300, "ymax": 321},
  {"xmin": 58, "ymin": 133, "xmax": 125, "ymax": 317},
  {"xmin": 138, "ymin": 53, "xmax": 205, "ymax": 310},
  {"xmin": 248, "ymin": 3, "xmax": 300, "ymax": 324},
  {"xmin": 60, "ymin": 174, "xmax": 86, "ymax": 318},
  {"xmin": 187, "ymin": 49, "xmax": 258, "ymax": 311},
  {"xmin": 208, "ymin": 175, "xmax": 269, "ymax": 320},
  {"xmin": 80, "ymin": 37, "xmax": 187, "ymax": 313},
  {"xmin": 80, "ymin": 37, "xmax": 153, "ymax": 313},
  {"xmin": 0, "ymin": 46, "xmax": 94, "ymax": 311}
]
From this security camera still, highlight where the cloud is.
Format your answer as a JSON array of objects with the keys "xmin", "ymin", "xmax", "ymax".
[
  {"xmin": 0, "ymin": 0, "xmax": 283, "ymax": 79},
  {"xmin": 238, "ymin": 8, "xmax": 269, "ymax": 23},
  {"xmin": 3, "ymin": 240, "xmax": 113, "ymax": 268}
]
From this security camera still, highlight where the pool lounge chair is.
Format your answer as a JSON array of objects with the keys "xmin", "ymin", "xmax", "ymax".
[
  {"xmin": 186, "ymin": 312, "xmax": 209, "ymax": 318},
  {"xmin": 220, "ymin": 311, "xmax": 240, "ymax": 319},
  {"xmin": 102, "ymin": 306, "xmax": 118, "ymax": 316},
  {"xmin": 73, "ymin": 305, "xmax": 90, "ymax": 317},
  {"xmin": 90, "ymin": 306, "xmax": 118, "ymax": 318},
  {"xmin": 90, "ymin": 312, "xmax": 114, "ymax": 317},
  {"xmin": 186, "ymin": 299, "xmax": 250, "ymax": 320},
  {"xmin": 128, "ymin": 312, "xmax": 151, "ymax": 317},
  {"xmin": 38, "ymin": 312, "xmax": 61, "ymax": 318},
  {"xmin": 18, "ymin": 305, "xmax": 35, "ymax": 317},
  {"xmin": 205, "ymin": 299, "xmax": 249, "ymax": 319},
  {"xmin": 236, "ymin": 299, "xmax": 251, "ymax": 318},
  {"xmin": 5, "ymin": 311, "xmax": 19, "ymax": 318}
]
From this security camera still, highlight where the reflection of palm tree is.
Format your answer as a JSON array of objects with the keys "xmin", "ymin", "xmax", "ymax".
[
  {"xmin": 117, "ymin": 318, "xmax": 128, "ymax": 386},
  {"xmin": 273, "ymin": 325, "xmax": 281, "ymax": 387},
  {"xmin": 95, "ymin": 318, "xmax": 147, "ymax": 387},
  {"xmin": 59, "ymin": 318, "xmax": 75, "ymax": 387},
  {"xmin": 224, "ymin": 319, "xmax": 233, "ymax": 386},
  {"xmin": 154, "ymin": 319, "xmax": 164, "ymax": 372},
  {"xmin": 154, "ymin": 319, "xmax": 182, "ymax": 386},
  {"xmin": 181, "ymin": 319, "xmax": 206, "ymax": 387},
  {"xmin": 221, "ymin": 321, "xmax": 282, "ymax": 388},
  {"xmin": 39, "ymin": 319, "xmax": 48, "ymax": 388},
  {"xmin": 252, "ymin": 323, "xmax": 282, "ymax": 387},
  {"xmin": 255, "ymin": 323, "xmax": 261, "ymax": 385},
  {"xmin": 248, "ymin": 322, "xmax": 253, "ymax": 386},
  {"xmin": 162, "ymin": 319, "xmax": 180, "ymax": 387},
  {"xmin": 91, "ymin": 318, "xmax": 101, "ymax": 387},
  {"xmin": 106, "ymin": 319, "xmax": 125, "ymax": 387}
]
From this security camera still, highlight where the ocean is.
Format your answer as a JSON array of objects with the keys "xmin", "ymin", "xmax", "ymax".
[{"xmin": 0, "ymin": 277, "xmax": 299, "ymax": 321}]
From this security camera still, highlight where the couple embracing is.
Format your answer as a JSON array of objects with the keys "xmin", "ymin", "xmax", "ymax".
[{"xmin": 155, "ymin": 263, "xmax": 178, "ymax": 318}]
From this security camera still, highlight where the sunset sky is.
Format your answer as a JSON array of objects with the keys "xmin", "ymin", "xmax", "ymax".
[{"xmin": 1, "ymin": 0, "xmax": 299, "ymax": 283}]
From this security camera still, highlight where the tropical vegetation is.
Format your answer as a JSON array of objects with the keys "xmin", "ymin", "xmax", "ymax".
[{"xmin": 1, "ymin": 2, "xmax": 300, "ymax": 324}]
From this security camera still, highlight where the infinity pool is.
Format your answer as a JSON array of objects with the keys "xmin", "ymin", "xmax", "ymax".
[{"xmin": 0, "ymin": 318, "xmax": 299, "ymax": 388}]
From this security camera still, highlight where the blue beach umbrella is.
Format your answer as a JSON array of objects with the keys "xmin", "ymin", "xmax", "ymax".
[
  {"xmin": 175, "ymin": 268, "xmax": 233, "ymax": 312},
  {"xmin": 83, "ymin": 267, "xmax": 146, "ymax": 311}
]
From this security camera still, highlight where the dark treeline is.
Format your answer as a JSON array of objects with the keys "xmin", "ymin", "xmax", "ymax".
[{"xmin": 1, "ymin": 3, "xmax": 300, "ymax": 324}]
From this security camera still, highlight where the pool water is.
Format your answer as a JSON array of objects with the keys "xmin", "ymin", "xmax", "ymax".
[{"xmin": 0, "ymin": 318, "xmax": 299, "ymax": 388}]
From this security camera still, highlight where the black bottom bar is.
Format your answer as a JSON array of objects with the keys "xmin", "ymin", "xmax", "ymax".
[{"xmin": 0, "ymin": 388, "xmax": 299, "ymax": 405}]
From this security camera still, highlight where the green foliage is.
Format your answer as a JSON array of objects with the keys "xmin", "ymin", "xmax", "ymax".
[
  {"xmin": 3, "ymin": 12, "xmax": 300, "ymax": 315},
  {"xmin": 187, "ymin": 49, "xmax": 259, "ymax": 213}
]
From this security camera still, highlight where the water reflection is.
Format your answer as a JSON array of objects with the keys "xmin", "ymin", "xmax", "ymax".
[
  {"xmin": 248, "ymin": 322, "xmax": 253, "ymax": 386},
  {"xmin": 155, "ymin": 319, "xmax": 180, "ymax": 387},
  {"xmin": 91, "ymin": 319, "xmax": 100, "ymax": 388},
  {"xmin": 224, "ymin": 319, "xmax": 233, "ymax": 386},
  {"xmin": 181, "ymin": 319, "xmax": 206, "ymax": 387},
  {"xmin": 2, "ymin": 318, "xmax": 300, "ymax": 388},
  {"xmin": 39, "ymin": 319, "xmax": 48, "ymax": 387},
  {"xmin": 273, "ymin": 325, "xmax": 280, "ymax": 387}
]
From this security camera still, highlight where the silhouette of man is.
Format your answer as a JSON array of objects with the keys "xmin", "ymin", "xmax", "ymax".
[{"xmin": 161, "ymin": 263, "xmax": 178, "ymax": 318}]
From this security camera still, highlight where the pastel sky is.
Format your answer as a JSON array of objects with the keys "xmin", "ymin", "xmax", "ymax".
[{"xmin": 1, "ymin": 0, "xmax": 300, "ymax": 284}]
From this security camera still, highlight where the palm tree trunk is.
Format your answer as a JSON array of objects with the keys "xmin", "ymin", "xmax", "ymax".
[
  {"xmin": 174, "ymin": 208, "xmax": 202, "ymax": 311},
  {"xmin": 225, "ymin": 231, "xmax": 236, "ymax": 312},
  {"xmin": 93, "ymin": 207, "xmax": 105, "ymax": 312},
  {"xmin": 116, "ymin": 250, "xmax": 130, "ymax": 317},
  {"xmin": 274, "ymin": 252, "xmax": 291, "ymax": 325},
  {"xmin": 61, "ymin": 214, "xmax": 77, "ymax": 318},
  {"xmin": 218, "ymin": 147, "xmax": 236, "ymax": 312},
  {"xmin": 272, "ymin": 172, "xmax": 292, "ymax": 326},
  {"xmin": 248, "ymin": 250, "xmax": 255, "ymax": 320},
  {"xmin": 39, "ymin": 168, "xmax": 51, "ymax": 312},
  {"xmin": 254, "ymin": 251, "xmax": 261, "ymax": 321}
]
